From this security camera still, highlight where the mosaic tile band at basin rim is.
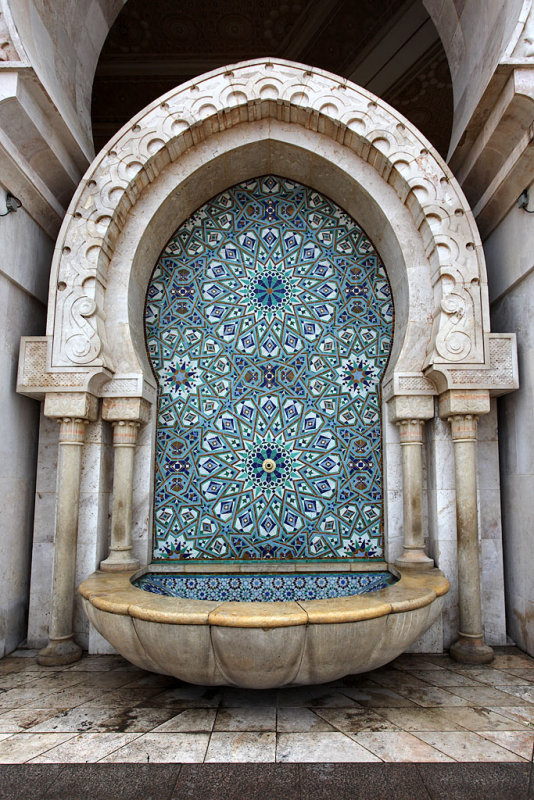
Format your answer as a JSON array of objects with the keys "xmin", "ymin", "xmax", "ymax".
[
  {"xmin": 145, "ymin": 175, "xmax": 393, "ymax": 563},
  {"xmin": 133, "ymin": 571, "xmax": 397, "ymax": 601}
]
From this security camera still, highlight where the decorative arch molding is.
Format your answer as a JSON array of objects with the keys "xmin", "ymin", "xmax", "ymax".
[{"xmin": 17, "ymin": 59, "xmax": 517, "ymax": 402}]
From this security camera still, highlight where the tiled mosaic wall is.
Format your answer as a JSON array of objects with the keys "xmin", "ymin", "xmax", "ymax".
[{"xmin": 145, "ymin": 176, "xmax": 393, "ymax": 561}]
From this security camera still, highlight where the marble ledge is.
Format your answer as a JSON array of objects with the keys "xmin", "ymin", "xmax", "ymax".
[{"xmin": 79, "ymin": 568, "xmax": 450, "ymax": 629}]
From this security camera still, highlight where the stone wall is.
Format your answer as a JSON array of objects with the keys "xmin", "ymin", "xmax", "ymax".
[
  {"xmin": 8, "ymin": 0, "xmax": 125, "ymax": 160},
  {"xmin": 0, "ymin": 190, "xmax": 52, "ymax": 655},
  {"xmin": 424, "ymin": 0, "xmax": 524, "ymax": 156},
  {"xmin": 485, "ymin": 181, "xmax": 534, "ymax": 653}
]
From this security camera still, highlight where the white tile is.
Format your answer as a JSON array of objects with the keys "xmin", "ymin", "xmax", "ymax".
[
  {"xmin": 205, "ymin": 732, "xmax": 276, "ymax": 762},
  {"xmin": 276, "ymin": 732, "xmax": 381, "ymax": 762},
  {"xmin": 414, "ymin": 731, "xmax": 526, "ymax": 762},
  {"xmin": 152, "ymin": 709, "xmax": 217, "ymax": 732},
  {"xmin": 99, "ymin": 732, "xmax": 210, "ymax": 763},
  {"xmin": 0, "ymin": 733, "xmax": 75, "ymax": 763},
  {"xmin": 351, "ymin": 731, "xmax": 453, "ymax": 762},
  {"xmin": 213, "ymin": 708, "xmax": 276, "ymax": 731},
  {"xmin": 29, "ymin": 732, "xmax": 143, "ymax": 763},
  {"xmin": 276, "ymin": 708, "xmax": 335, "ymax": 733}
]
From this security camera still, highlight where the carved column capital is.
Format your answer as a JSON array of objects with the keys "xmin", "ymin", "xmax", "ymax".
[
  {"xmin": 388, "ymin": 394, "xmax": 434, "ymax": 424},
  {"xmin": 396, "ymin": 418, "xmax": 425, "ymax": 445},
  {"xmin": 448, "ymin": 414, "xmax": 478, "ymax": 441},
  {"xmin": 56, "ymin": 417, "xmax": 89, "ymax": 445},
  {"xmin": 438, "ymin": 389, "xmax": 490, "ymax": 419},
  {"xmin": 111, "ymin": 420, "xmax": 141, "ymax": 447}
]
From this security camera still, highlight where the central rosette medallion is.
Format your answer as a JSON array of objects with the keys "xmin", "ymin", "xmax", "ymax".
[
  {"xmin": 245, "ymin": 260, "xmax": 297, "ymax": 320},
  {"xmin": 244, "ymin": 435, "xmax": 297, "ymax": 497}
]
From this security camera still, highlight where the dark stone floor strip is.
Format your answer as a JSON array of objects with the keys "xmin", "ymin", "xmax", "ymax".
[
  {"xmin": 298, "ymin": 763, "xmax": 432, "ymax": 800},
  {"xmin": 0, "ymin": 762, "xmax": 533, "ymax": 800},
  {"xmin": 416, "ymin": 762, "xmax": 532, "ymax": 800},
  {"xmin": 0, "ymin": 764, "xmax": 67, "ymax": 800},
  {"xmin": 172, "ymin": 764, "xmax": 301, "ymax": 800}
]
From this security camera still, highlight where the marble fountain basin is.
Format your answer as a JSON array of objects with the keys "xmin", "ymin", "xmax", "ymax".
[{"xmin": 79, "ymin": 568, "xmax": 449, "ymax": 689}]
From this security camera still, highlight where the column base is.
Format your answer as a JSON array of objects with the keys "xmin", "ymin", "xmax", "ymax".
[
  {"xmin": 450, "ymin": 636, "xmax": 494, "ymax": 664},
  {"xmin": 100, "ymin": 554, "xmax": 140, "ymax": 573},
  {"xmin": 395, "ymin": 550, "xmax": 434, "ymax": 571},
  {"xmin": 37, "ymin": 637, "xmax": 83, "ymax": 666}
]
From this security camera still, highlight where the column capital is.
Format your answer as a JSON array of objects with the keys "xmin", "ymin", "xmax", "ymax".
[
  {"xmin": 438, "ymin": 389, "xmax": 490, "ymax": 419},
  {"xmin": 111, "ymin": 420, "xmax": 141, "ymax": 447},
  {"xmin": 448, "ymin": 414, "xmax": 478, "ymax": 441},
  {"xmin": 57, "ymin": 417, "xmax": 89, "ymax": 445},
  {"xmin": 396, "ymin": 418, "xmax": 425, "ymax": 445},
  {"xmin": 388, "ymin": 394, "xmax": 434, "ymax": 424},
  {"xmin": 44, "ymin": 392, "xmax": 98, "ymax": 422},
  {"xmin": 102, "ymin": 396, "xmax": 151, "ymax": 424}
]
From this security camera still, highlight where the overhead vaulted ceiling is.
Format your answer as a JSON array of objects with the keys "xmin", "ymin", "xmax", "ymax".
[{"xmin": 92, "ymin": 0, "xmax": 453, "ymax": 157}]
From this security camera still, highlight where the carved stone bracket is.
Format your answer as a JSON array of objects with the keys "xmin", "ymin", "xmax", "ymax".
[
  {"xmin": 425, "ymin": 333, "xmax": 518, "ymax": 395},
  {"xmin": 16, "ymin": 336, "xmax": 155, "ymax": 403}
]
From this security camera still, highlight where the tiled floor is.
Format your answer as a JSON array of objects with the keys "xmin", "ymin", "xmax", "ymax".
[{"xmin": 0, "ymin": 647, "xmax": 533, "ymax": 765}]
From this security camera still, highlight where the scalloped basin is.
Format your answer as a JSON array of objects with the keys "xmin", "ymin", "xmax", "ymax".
[{"xmin": 79, "ymin": 568, "xmax": 449, "ymax": 689}]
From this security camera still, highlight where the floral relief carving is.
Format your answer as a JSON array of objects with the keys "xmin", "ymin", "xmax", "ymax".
[
  {"xmin": 49, "ymin": 58, "xmax": 488, "ymax": 375},
  {"xmin": 433, "ymin": 272, "xmax": 480, "ymax": 363}
]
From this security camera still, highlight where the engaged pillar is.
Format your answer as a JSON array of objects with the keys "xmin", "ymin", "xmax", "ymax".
[
  {"xmin": 440, "ymin": 390, "xmax": 493, "ymax": 664},
  {"xmin": 38, "ymin": 393, "xmax": 98, "ymax": 666},
  {"xmin": 388, "ymin": 396, "xmax": 434, "ymax": 571},
  {"xmin": 100, "ymin": 397, "xmax": 150, "ymax": 572}
]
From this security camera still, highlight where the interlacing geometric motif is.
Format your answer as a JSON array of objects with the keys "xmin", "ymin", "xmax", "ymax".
[
  {"xmin": 134, "ymin": 572, "xmax": 397, "ymax": 601},
  {"xmin": 145, "ymin": 176, "xmax": 393, "ymax": 561}
]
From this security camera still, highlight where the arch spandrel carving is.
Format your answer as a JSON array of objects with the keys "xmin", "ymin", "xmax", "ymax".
[{"xmin": 16, "ymin": 58, "xmax": 515, "ymax": 402}]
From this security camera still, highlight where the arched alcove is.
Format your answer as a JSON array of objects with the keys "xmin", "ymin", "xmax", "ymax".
[{"xmin": 17, "ymin": 59, "xmax": 517, "ymax": 677}]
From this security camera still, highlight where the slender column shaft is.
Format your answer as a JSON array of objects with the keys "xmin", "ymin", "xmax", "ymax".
[
  {"xmin": 449, "ymin": 414, "xmax": 493, "ymax": 663},
  {"xmin": 100, "ymin": 421, "xmax": 140, "ymax": 572},
  {"xmin": 38, "ymin": 417, "xmax": 87, "ymax": 666},
  {"xmin": 395, "ymin": 419, "xmax": 434, "ymax": 570}
]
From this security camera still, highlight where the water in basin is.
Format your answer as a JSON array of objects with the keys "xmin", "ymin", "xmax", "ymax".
[{"xmin": 133, "ymin": 571, "xmax": 397, "ymax": 602}]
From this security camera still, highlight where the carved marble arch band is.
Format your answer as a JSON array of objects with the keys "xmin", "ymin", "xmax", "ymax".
[{"xmin": 46, "ymin": 57, "xmax": 491, "ymax": 380}]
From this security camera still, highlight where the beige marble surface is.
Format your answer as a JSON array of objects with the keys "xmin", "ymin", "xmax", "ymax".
[{"xmin": 0, "ymin": 647, "xmax": 532, "ymax": 763}]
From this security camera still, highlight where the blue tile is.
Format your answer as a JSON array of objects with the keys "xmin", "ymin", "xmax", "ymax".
[
  {"xmin": 145, "ymin": 176, "xmax": 393, "ymax": 562},
  {"xmin": 133, "ymin": 572, "xmax": 397, "ymax": 601}
]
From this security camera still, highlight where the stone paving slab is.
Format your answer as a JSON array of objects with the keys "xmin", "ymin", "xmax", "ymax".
[{"xmin": 0, "ymin": 647, "xmax": 533, "ymax": 771}]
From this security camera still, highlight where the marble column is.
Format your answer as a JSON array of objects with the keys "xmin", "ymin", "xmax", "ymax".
[
  {"xmin": 100, "ymin": 397, "xmax": 151, "ymax": 572},
  {"xmin": 440, "ymin": 390, "xmax": 493, "ymax": 664},
  {"xmin": 100, "ymin": 421, "xmax": 141, "ymax": 572},
  {"xmin": 388, "ymin": 396, "xmax": 434, "ymax": 571},
  {"xmin": 395, "ymin": 419, "xmax": 434, "ymax": 570},
  {"xmin": 38, "ymin": 391, "xmax": 98, "ymax": 665}
]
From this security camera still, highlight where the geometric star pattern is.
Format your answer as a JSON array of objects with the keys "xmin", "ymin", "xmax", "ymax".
[
  {"xmin": 145, "ymin": 176, "xmax": 393, "ymax": 561},
  {"xmin": 134, "ymin": 572, "xmax": 396, "ymax": 601}
]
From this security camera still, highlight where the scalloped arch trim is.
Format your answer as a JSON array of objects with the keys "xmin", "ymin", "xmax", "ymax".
[{"xmin": 48, "ymin": 58, "xmax": 488, "ymax": 374}]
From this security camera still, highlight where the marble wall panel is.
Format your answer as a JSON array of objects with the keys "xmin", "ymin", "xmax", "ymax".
[
  {"xmin": 487, "ymin": 205, "xmax": 534, "ymax": 655},
  {"xmin": 0, "ymin": 208, "xmax": 52, "ymax": 656}
]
